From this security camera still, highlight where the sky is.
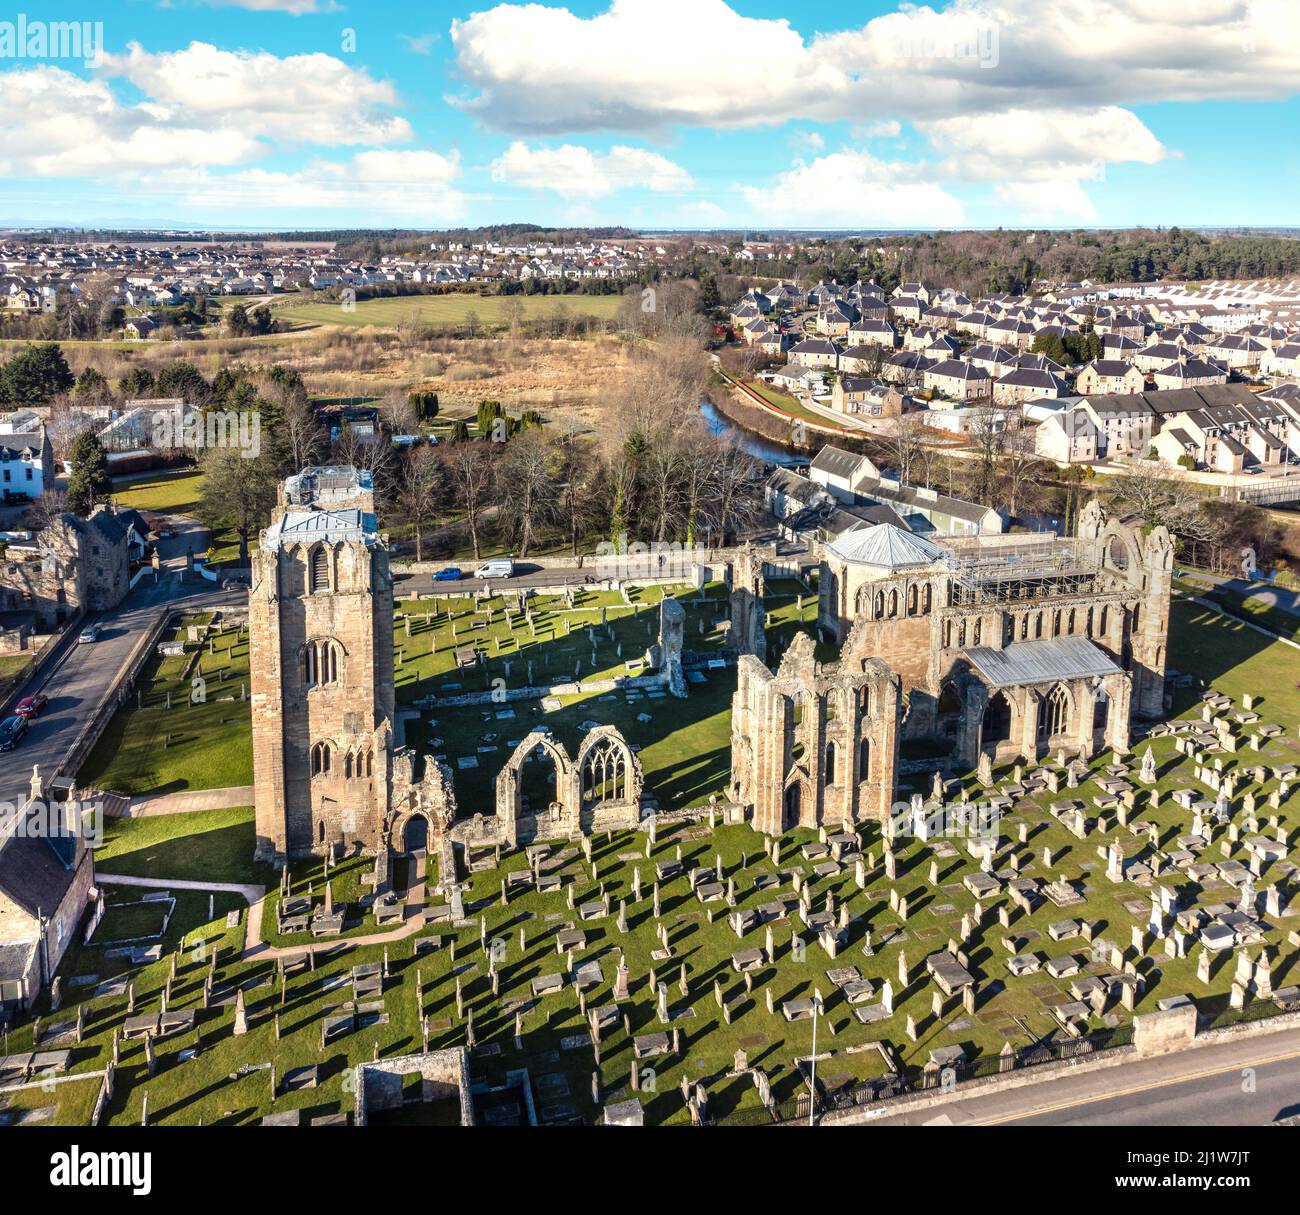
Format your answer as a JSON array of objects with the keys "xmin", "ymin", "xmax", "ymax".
[{"xmin": 0, "ymin": 0, "xmax": 1297, "ymax": 231}]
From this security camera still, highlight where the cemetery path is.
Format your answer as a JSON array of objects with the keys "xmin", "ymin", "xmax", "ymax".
[
  {"xmin": 96, "ymin": 870, "xmax": 430, "ymax": 965},
  {"xmin": 119, "ymin": 785, "xmax": 256, "ymax": 816}
]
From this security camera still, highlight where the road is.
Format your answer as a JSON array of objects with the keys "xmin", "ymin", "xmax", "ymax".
[
  {"xmin": 864, "ymin": 1025, "xmax": 1300, "ymax": 1126},
  {"xmin": 394, "ymin": 565, "xmax": 611, "ymax": 597},
  {"xmin": 0, "ymin": 574, "xmax": 246, "ymax": 812}
]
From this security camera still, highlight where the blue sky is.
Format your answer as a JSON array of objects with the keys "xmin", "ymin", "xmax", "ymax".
[{"xmin": 1, "ymin": 0, "xmax": 1297, "ymax": 230}]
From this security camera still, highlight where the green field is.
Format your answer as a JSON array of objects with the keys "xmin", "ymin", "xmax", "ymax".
[
  {"xmin": 272, "ymin": 293, "xmax": 624, "ymax": 330},
  {"xmin": 78, "ymin": 614, "xmax": 253, "ymax": 797},
  {"xmin": 111, "ymin": 468, "xmax": 206, "ymax": 515}
]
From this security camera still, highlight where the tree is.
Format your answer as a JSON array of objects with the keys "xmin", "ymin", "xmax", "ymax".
[
  {"xmin": 198, "ymin": 444, "xmax": 280, "ymax": 567},
  {"xmin": 396, "ymin": 444, "xmax": 447, "ymax": 562},
  {"xmin": 497, "ymin": 428, "xmax": 558, "ymax": 558},
  {"xmin": 66, "ymin": 430, "xmax": 110, "ymax": 516},
  {"xmin": 0, "ymin": 342, "xmax": 74, "ymax": 404},
  {"xmin": 441, "ymin": 440, "xmax": 497, "ymax": 561}
]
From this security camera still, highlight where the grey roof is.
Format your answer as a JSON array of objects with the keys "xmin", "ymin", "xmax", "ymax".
[
  {"xmin": 826, "ymin": 522, "xmax": 949, "ymax": 568},
  {"xmin": 263, "ymin": 507, "xmax": 378, "ymax": 550},
  {"xmin": 810, "ymin": 446, "xmax": 866, "ymax": 481},
  {"xmin": 966, "ymin": 636, "xmax": 1122, "ymax": 688}
]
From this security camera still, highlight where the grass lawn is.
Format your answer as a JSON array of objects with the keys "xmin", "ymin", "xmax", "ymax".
[
  {"xmin": 272, "ymin": 293, "xmax": 624, "ymax": 331},
  {"xmin": 739, "ymin": 377, "xmax": 846, "ymax": 429},
  {"xmin": 78, "ymin": 615, "xmax": 252, "ymax": 797},
  {"xmin": 1174, "ymin": 576, "xmax": 1300, "ymax": 643},
  {"xmin": 25, "ymin": 592, "xmax": 1300, "ymax": 1125},
  {"xmin": 110, "ymin": 468, "xmax": 206, "ymax": 516},
  {"xmin": 95, "ymin": 806, "xmax": 270, "ymax": 888}
]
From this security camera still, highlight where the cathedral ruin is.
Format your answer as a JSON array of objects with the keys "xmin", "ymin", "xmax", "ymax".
[{"xmin": 731, "ymin": 499, "xmax": 1172, "ymax": 832}]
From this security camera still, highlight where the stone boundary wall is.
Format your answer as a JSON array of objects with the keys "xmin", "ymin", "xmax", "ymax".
[{"xmin": 816, "ymin": 1006, "xmax": 1300, "ymax": 1125}]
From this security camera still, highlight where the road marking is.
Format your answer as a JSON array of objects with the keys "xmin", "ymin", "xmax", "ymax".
[{"xmin": 972, "ymin": 1044, "xmax": 1300, "ymax": 1125}]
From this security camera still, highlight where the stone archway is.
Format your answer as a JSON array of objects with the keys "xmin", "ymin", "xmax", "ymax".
[
  {"xmin": 575, "ymin": 725, "xmax": 644, "ymax": 831},
  {"xmin": 495, "ymin": 730, "xmax": 575, "ymax": 845},
  {"xmin": 402, "ymin": 812, "xmax": 429, "ymax": 855}
]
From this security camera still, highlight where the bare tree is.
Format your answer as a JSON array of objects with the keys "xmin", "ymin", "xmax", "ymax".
[
  {"xmin": 396, "ymin": 443, "xmax": 448, "ymax": 562},
  {"xmin": 441, "ymin": 439, "xmax": 497, "ymax": 561},
  {"xmin": 497, "ymin": 428, "xmax": 558, "ymax": 558}
]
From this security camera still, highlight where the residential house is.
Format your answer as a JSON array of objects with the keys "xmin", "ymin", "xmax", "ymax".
[{"xmin": 1076, "ymin": 359, "xmax": 1145, "ymax": 395}]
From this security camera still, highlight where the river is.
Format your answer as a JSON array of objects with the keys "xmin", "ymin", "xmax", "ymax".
[{"xmin": 698, "ymin": 399, "xmax": 805, "ymax": 468}]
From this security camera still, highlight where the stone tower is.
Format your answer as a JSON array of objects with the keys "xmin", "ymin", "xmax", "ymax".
[{"xmin": 249, "ymin": 467, "xmax": 395, "ymax": 862}]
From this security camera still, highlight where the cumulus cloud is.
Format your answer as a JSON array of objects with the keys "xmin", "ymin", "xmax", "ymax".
[
  {"xmin": 452, "ymin": 0, "xmax": 1300, "ymax": 133},
  {"xmin": 102, "ymin": 42, "xmax": 411, "ymax": 147},
  {"xmin": 741, "ymin": 150, "xmax": 965, "ymax": 228},
  {"xmin": 490, "ymin": 141, "xmax": 693, "ymax": 198},
  {"xmin": 0, "ymin": 65, "xmax": 261, "ymax": 176}
]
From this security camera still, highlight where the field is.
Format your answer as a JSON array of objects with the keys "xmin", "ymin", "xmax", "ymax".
[
  {"xmin": 272, "ymin": 293, "xmax": 625, "ymax": 331},
  {"xmin": 20, "ymin": 593, "xmax": 1300, "ymax": 1125},
  {"xmin": 78, "ymin": 614, "xmax": 253, "ymax": 797}
]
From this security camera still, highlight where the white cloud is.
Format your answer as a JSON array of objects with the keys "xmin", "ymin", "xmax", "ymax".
[
  {"xmin": 0, "ymin": 65, "xmax": 261, "ymax": 176},
  {"xmin": 741, "ymin": 150, "xmax": 965, "ymax": 228},
  {"xmin": 452, "ymin": 0, "xmax": 1300, "ymax": 134},
  {"xmin": 490, "ymin": 141, "xmax": 693, "ymax": 198},
  {"xmin": 995, "ymin": 179, "xmax": 1099, "ymax": 223},
  {"xmin": 161, "ymin": 151, "xmax": 468, "ymax": 222},
  {"xmin": 102, "ymin": 42, "xmax": 411, "ymax": 147}
]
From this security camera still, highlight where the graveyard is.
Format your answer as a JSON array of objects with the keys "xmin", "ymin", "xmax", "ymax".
[{"xmin": 6, "ymin": 592, "xmax": 1298, "ymax": 1124}]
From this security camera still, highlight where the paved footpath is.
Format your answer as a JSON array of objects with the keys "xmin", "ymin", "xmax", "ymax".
[
  {"xmin": 120, "ymin": 785, "xmax": 255, "ymax": 816},
  {"xmin": 95, "ymin": 870, "xmax": 429, "ymax": 964}
]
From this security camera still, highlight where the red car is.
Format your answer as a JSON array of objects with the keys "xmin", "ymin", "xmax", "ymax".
[{"xmin": 15, "ymin": 692, "xmax": 47, "ymax": 718}]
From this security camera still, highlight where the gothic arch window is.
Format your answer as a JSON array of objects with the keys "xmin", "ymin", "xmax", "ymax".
[
  {"xmin": 1086, "ymin": 607, "xmax": 1094, "ymax": 635},
  {"xmin": 309, "ymin": 545, "xmax": 330, "ymax": 594},
  {"xmin": 983, "ymin": 691, "xmax": 1012, "ymax": 744},
  {"xmin": 303, "ymin": 638, "xmax": 343, "ymax": 689},
  {"xmin": 973, "ymin": 618, "xmax": 982, "ymax": 645},
  {"xmin": 888, "ymin": 588, "xmax": 899, "ymax": 618},
  {"xmin": 581, "ymin": 738, "xmax": 628, "ymax": 802},
  {"xmin": 1037, "ymin": 685, "xmax": 1070, "ymax": 741},
  {"xmin": 857, "ymin": 586, "xmax": 874, "ymax": 618},
  {"xmin": 958, "ymin": 619, "xmax": 967, "ymax": 648},
  {"xmin": 364, "ymin": 750, "xmax": 374, "ymax": 777},
  {"xmin": 923, "ymin": 584, "xmax": 933, "ymax": 613},
  {"xmin": 858, "ymin": 736, "xmax": 871, "ymax": 779},
  {"xmin": 824, "ymin": 741, "xmax": 837, "ymax": 784},
  {"xmin": 1053, "ymin": 610, "xmax": 1062, "ymax": 636},
  {"xmin": 907, "ymin": 583, "xmax": 918, "ymax": 615},
  {"xmin": 875, "ymin": 591, "xmax": 885, "ymax": 619},
  {"xmin": 1099, "ymin": 605, "xmax": 1109, "ymax": 635},
  {"xmin": 944, "ymin": 620, "xmax": 953, "ymax": 648},
  {"xmin": 1068, "ymin": 609, "xmax": 1077, "ymax": 634},
  {"xmin": 1035, "ymin": 612, "xmax": 1044, "ymax": 639},
  {"xmin": 310, "ymin": 741, "xmax": 332, "ymax": 776},
  {"xmin": 1020, "ymin": 614, "xmax": 1029, "ymax": 641},
  {"xmin": 824, "ymin": 692, "xmax": 838, "ymax": 722},
  {"xmin": 344, "ymin": 751, "xmax": 354, "ymax": 779},
  {"xmin": 858, "ymin": 685, "xmax": 872, "ymax": 716}
]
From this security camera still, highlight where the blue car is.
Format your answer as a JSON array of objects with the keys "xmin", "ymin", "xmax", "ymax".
[
  {"xmin": 0, "ymin": 714, "xmax": 27, "ymax": 752},
  {"xmin": 434, "ymin": 567, "xmax": 462, "ymax": 582}
]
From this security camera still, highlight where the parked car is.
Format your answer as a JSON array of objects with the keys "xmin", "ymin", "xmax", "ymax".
[
  {"xmin": 0, "ymin": 715, "xmax": 28, "ymax": 751},
  {"xmin": 15, "ymin": 692, "xmax": 47, "ymax": 718},
  {"xmin": 433, "ymin": 566, "xmax": 462, "ymax": 582},
  {"xmin": 474, "ymin": 559, "xmax": 514, "ymax": 579},
  {"xmin": 78, "ymin": 623, "xmax": 102, "ymax": 644}
]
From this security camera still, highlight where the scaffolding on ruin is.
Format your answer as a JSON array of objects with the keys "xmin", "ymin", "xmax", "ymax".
[{"xmin": 945, "ymin": 536, "xmax": 1100, "ymax": 607}]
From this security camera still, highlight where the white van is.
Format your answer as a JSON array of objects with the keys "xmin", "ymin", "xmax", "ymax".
[{"xmin": 474, "ymin": 559, "xmax": 514, "ymax": 579}]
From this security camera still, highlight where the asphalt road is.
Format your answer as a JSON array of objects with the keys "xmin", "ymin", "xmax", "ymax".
[
  {"xmin": 0, "ymin": 574, "xmax": 246, "ymax": 812},
  {"xmin": 1010, "ymin": 1053, "xmax": 1300, "ymax": 1126},
  {"xmin": 394, "ymin": 566, "xmax": 608, "ymax": 597},
  {"xmin": 867, "ymin": 1026, "xmax": 1300, "ymax": 1127}
]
